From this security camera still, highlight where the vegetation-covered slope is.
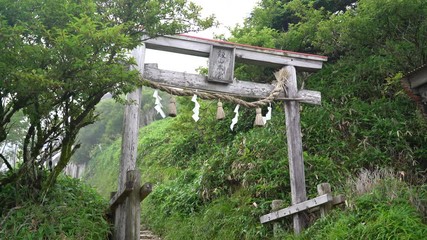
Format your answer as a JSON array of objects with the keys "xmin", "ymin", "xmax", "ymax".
[
  {"xmin": 84, "ymin": 98, "xmax": 426, "ymax": 239},
  {"xmin": 0, "ymin": 176, "xmax": 110, "ymax": 239},
  {"xmin": 83, "ymin": 0, "xmax": 427, "ymax": 239}
]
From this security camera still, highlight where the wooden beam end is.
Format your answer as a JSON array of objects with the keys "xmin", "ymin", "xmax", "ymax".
[{"xmin": 139, "ymin": 182, "xmax": 153, "ymax": 202}]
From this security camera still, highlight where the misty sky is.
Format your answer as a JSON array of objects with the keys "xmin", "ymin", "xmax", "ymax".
[{"xmin": 145, "ymin": 0, "xmax": 259, "ymax": 73}]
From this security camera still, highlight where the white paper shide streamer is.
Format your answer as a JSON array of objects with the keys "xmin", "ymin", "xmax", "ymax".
[
  {"xmin": 153, "ymin": 90, "xmax": 166, "ymax": 118},
  {"xmin": 230, "ymin": 104, "xmax": 240, "ymax": 130},
  {"xmin": 262, "ymin": 103, "xmax": 272, "ymax": 124},
  {"xmin": 191, "ymin": 94, "xmax": 200, "ymax": 122}
]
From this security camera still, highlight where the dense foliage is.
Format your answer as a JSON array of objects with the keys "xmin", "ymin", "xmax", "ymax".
[
  {"xmin": 230, "ymin": 0, "xmax": 427, "ymax": 172},
  {"xmin": 294, "ymin": 170, "xmax": 427, "ymax": 240},
  {"xmin": 0, "ymin": 175, "xmax": 109, "ymax": 239},
  {"xmin": 0, "ymin": 0, "xmax": 213, "ymax": 193}
]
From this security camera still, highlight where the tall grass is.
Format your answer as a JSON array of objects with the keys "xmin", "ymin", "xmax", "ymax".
[
  {"xmin": 0, "ymin": 176, "xmax": 110, "ymax": 239},
  {"xmin": 292, "ymin": 169, "xmax": 427, "ymax": 240}
]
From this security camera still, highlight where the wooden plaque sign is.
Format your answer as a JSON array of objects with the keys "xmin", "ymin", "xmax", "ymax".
[{"xmin": 208, "ymin": 45, "xmax": 235, "ymax": 83}]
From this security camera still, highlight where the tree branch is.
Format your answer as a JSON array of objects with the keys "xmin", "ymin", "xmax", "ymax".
[
  {"xmin": 72, "ymin": 92, "xmax": 105, "ymax": 128},
  {"xmin": 0, "ymin": 153, "xmax": 13, "ymax": 171},
  {"xmin": 23, "ymin": 124, "xmax": 35, "ymax": 163}
]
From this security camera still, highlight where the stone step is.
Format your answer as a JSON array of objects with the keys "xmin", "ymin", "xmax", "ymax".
[
  {"xmin": 140, "ymin": 236, "xmax": 161, "ymax": 240},
  {"xmin": 140, "ymin": 230, "xmax": 161, "ymax": 240}
]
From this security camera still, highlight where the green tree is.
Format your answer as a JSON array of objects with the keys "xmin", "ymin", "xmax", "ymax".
[
  {"xmin": 0, "ymin": 111, "xmax": 28, "ymax": 170},
  {"xmin": 244, "ymin": 0, "xmax": 355, "ymax": 35},
  {"xmin": 314, "ymin": 0, "xmax": 427, "ymax": 66},
  {"xmin": 0, "ymin": 0, "xmax": 213, "ymax": 194}
]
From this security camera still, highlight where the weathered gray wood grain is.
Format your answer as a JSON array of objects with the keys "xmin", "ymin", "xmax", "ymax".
[
  {"xmin": 208, "ymin": 46, "xmax": 235, "ymax": 83},
  {"xmin": 406, "ymin": 66, "xmax": 427, "ymax": 88},
  {"xmin": 271, "ymin": 200, "xmax": 284, "ymax": 237},
  {"xmin": 317, "ymin": 183, "xmax": 332, "ymax": 218},
  {"xmin": 139, "ymin": 182, "xmax": 153, "ymax": 202},
  {"xmin": 260, "ymin": 194, "xmax": 332, "ymax": 224},
  {"xmin": 126, "ymin": 170, "xmax": 141, "ymax": 240},
  {"xmin": 109, "ymin": 180, "xmax": 134, "ymax": 209},
  {"xmin": 143, "ymin": 35, "xmax": 327, "ymax": 71},
  {"xmin": 283, "ymin": 65, "xmax": 307, "ymax": 234},
  {"xmin": 143, "ymin": 64, "xmax": 321, "ymax": 105},
  {"xmin": 114, "ymin": 45, "xmax": 145, "ymax": 240}
]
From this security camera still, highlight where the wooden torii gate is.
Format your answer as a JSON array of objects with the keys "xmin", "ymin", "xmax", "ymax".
[{"xmin": 112, "ymin": 35, "xmax": 328, "ymax": 239}]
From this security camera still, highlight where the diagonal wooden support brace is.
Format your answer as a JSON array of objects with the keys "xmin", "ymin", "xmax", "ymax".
[
  {"xmin": 260, "ymin": 194, "xmax": 333, "ymax": 224},
  {"xmin": 109, "ymin": 172, "xmax": 153, "ymax": 210},
  {"xmin": 139, "ymin": 182, "xmax": 153, "ymax": 202}
]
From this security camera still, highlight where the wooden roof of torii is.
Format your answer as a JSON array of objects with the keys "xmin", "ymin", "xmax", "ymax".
[
  {"xmin": 143, "ymin": 34, "xmax": 328, "ymax": 71},
  {"xmin": 402, "ymin": 64, "xmax": 427, "ymax": 117}
]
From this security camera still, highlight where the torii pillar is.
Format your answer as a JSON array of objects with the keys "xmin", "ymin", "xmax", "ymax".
[
  {"xmin": 283, "ymin": 65, "xmax": 307, "ymax": 233},
  {"xmin": 114, "ymin": 45, "xmax": 146, "ymax": 240}
]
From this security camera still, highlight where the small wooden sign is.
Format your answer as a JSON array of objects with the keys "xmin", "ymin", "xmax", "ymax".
[{"xmin": 208, "ymin": 45, "xmax": 235, "ymax": 83}]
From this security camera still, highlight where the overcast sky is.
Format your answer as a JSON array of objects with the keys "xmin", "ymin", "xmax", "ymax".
[{"xmin": 145, "ymin": 0, "xmax": 259, "ymax": 73}]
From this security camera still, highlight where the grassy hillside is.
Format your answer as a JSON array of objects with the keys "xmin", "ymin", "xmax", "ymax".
[
  {"xmin": 0, "ymin": 175, "xmax": 110, "ymax": 239},
  {"xmin": 84, "ymin": 90, "xmax": 426, "ymax": 239}
]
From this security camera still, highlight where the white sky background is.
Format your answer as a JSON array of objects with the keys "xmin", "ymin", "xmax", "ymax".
[{"xmin": 145, "ymin": 0, "xmax": 259, "ymax": 73}]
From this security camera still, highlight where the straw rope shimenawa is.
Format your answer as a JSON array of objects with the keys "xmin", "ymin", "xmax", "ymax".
[{"xmin": 140, "ymin": 68, "xmax": 303, "ymax": 108}]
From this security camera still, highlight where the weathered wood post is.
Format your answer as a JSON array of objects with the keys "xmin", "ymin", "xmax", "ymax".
[
  {"xmin": 271, "ymin": 200, "xmax": 284, "ymax": 237},
  {"xmin": 125, "ymin": 170, "xmax": 141, "ymax": 239},
  {"xmin": 109, "ymin": 171, "xmax": 152, "ymax": 237},
  {"xmin": 283, "ymin": 65, "xmax": 308, "ymax": 234},
  {"xmin": 113, "ymin": 45, "xmax": 146, "ymax": 240},
  {"xmin": 317, "ymin": 183, "xmax": 332, "ymax": 218}
]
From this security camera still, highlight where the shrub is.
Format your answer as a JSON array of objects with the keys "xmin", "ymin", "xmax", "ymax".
[
  {"xmin": 292, "ymin": 169, "xmax": 427, "ymax": 240},
  {"xmin": 0, "ymin": 176, "xmax": 110, "ymax": 239}
]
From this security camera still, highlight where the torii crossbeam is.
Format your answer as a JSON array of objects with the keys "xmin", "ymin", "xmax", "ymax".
[{"xmin": 114, "ymin": 34, "xmax": 328, "ymax": 239}]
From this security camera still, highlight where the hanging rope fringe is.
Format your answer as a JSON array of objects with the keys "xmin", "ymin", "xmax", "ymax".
[
  {"xmin": 140, "ymin": 68, "xmax": 293, "ymax": 109},
  {"xmin": 153, "ymin": 90, "xmax": 166, "ymax": 118},
  {"xmin": 230, "ymin": 104, "xmax": 240, "ymax": 130},
  {"xmin": 262, "ymin": 103, "xmax": 272, "ymax": 124},
  {"xmin": 254, "ymin": 108, "xmax": 265, "ymax": 127},
  {"xmin": 191, "ymin": 95, "xmax": 200, "ymax": 122},
  {"xmin": 216, "ymin": 100, "xmax": 225, "ymax": 120}
]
